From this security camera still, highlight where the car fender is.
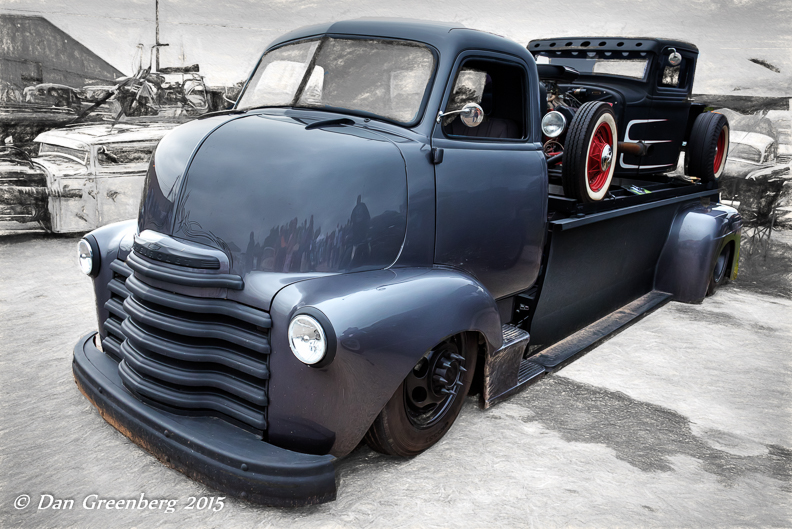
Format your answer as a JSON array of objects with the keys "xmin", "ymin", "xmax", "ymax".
[
  {"xmin": 84, "ymin": 219, "xmax": 137, "ymax": 336},
  {"xmin": 266, "ymin": 267, "xmax": 502, "ymax": 457},
  {"xmin": 655, "ymin": 203, "xmax": 742, "ymax": 303}
]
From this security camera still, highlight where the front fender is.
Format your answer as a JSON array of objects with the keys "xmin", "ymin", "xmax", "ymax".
[
  {"xmin": 266, "ymin": 267, "xmax": 502, "ymax": 457},
  {"xmin": 85, "ymin": 219, "xmax": 137, "ymax": 337},
  {"xmin": 655, "ymin": 203, "xmax": 742, "ymax": 303}
]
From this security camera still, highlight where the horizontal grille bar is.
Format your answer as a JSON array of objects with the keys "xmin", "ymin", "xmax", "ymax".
[
  {"xmin": 123, "ymin": 296, "xmax": 269, "ymax": 354},
  {"xmin": 121, "ymin": 317, "xmax": 269, "ymax": 379},
  {"xmin": 126, "ymin": 252, "xmax": 243, "ymax": 290},
  {"xmin": 119, "ymin": 361, "xmax": 267, "ymax": 430},
  {"xmin": 103, "ymin": 317, "xmax": 126, "ymax": 342},
  {"xmin": 110, "ymin": 259, "xmax": 132, "ymax": 278},
  {"xmin": 126, "ymin": 275, "xmax": 270, "ymax": 329},
  {"xmin": 107, "ymin": 277, "xmax": 130, "ymax": 299},
  {"xmin": 104, "ymin": 297, "xmax": 128, "ymax": 321},
  {"xmin": 102, "ymin": 334, "xmax": 124, "ymax": 360},
  {"xmin": 121, "ymin": 341, "xmax": 268, "ymax": 405}
]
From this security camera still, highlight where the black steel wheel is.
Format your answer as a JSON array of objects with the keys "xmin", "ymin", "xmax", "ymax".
[
  {"xmin": 561, "ymin": 101, "xmax": 618, "ymax": 203},
  {"xmin": 364, "ymin": 334, "xmax": 476, "ymax": 457},
  {"xmin": 687, "ymin": 112, "xmax": 729, "ymax": 183},
  {"xmin": 707, "ymin": 243, "xmax": 733, "ymax": 296}
]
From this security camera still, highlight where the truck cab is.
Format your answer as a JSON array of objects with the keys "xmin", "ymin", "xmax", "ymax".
[{"xmin": 72, "ymin": 19, "xmax": 741, "ymax": 507}]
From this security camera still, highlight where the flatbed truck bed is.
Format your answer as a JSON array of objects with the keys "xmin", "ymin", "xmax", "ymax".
[{"xmin": 482, "ymin": 178, "xmax": 728, "ymax": 407}]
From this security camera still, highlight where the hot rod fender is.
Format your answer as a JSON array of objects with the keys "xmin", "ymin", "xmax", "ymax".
[
  {"xmin": 266, "ymin": 267, "xmax": 503, "ymax": 457},
  {"xmin": 655, "ymin": 202, "xmax": 741, "ymax": 303},
  {"xmin": 84, "ymin": 219, "xmax": 137, "ymax": 339}
]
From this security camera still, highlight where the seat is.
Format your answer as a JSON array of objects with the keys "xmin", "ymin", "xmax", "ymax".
[
  {"xmin": 449, "ymin": 116, "xmax": 519, "ymax": 139},
  {"xmin": 445, "ymin": 72, "xmax": 520, "ymax": 139}
]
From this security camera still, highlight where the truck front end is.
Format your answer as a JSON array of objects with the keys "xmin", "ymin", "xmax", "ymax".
[{"xmin": 71, "ymin": 23, "xmax": 504, "ymax": 507}]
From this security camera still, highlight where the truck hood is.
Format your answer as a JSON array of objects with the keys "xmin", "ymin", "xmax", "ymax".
[{"xmin": 139, "ymin": 111, "xmax": 408, "ymax": 280}]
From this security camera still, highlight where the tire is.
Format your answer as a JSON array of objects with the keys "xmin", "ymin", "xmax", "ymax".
[
  {"xmin": 707, "ymin": 243, "xmax": 732, "ymax": 296},
  {"xmin": 687, "ymin": 112, "xmax": 729, "ymax": 183},
  {"xmin": 562, "ymin": 101, "xmax": 618, "ymax": 202},
  {"xmin": 364, "ymin": 334, "xmax": 476, "ymax": 457}
]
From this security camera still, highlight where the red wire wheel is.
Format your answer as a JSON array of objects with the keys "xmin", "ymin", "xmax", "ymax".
[
  {"xmin": 561, "ymin": 102, "xmax": 618, "ymax": 202},
  {"xmin": 587, "ymin": 122, "xmax": 614, "ymax": 193},
  {"xmin": 686, "ymin": 112, "xmax": 729, "ymax": 183}
]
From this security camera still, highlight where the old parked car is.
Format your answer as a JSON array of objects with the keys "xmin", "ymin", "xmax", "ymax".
[
  {"xmin": 0, "ymin": 122, "xmax": 176, "ymax": 232},
  {"xmin": 723, "ymin": 130, "xmax": 777, "ymax": 178},
  {"xmin": 0, "ymin": 146, "xmax": 48, "ymax": 231},
  {"xmin": 23, "ymin": 83, "xmax": 83, "ymax": 112},
  {"xmin": 72, "ymin": 19, "xmax": 740, "ymax": 506},
  {"xmin": 0, "ymin": 82, "xmax": 78, "ymax": 146}
]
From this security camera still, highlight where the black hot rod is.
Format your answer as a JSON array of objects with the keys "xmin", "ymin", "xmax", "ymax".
[{"xmin": 72, "ymin": 19, "xmax": 740, "ymax": 506}]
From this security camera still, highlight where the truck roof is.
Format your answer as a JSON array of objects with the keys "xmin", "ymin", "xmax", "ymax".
[
  {"xmin": 528, "ymin": 37, "xmax": 698, "ymax": 55},
  {"xmin": 266, "ymin": 18, "xmax": 532, "ymax": 60}
]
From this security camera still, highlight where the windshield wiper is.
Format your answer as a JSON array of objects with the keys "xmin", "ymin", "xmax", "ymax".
[
  {"xmin": 197, "ymin": 108, "xmax": 247, "ymax": 120},
  {"xmin": 304, "ymin": 118, "xmax": 355, "ymax": 130}
]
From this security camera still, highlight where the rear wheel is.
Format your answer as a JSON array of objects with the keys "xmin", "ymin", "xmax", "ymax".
[
  {"xmin": 707, "ymin": 243, "xmax": 732, "ymax": 296},
  {"xmin": 562, "ymin": 101, "xmax": 618, "ymax": 202},
  {"xmin": 364, "ymin": 334, "xmax": 476, "ymax": 457},
  {"xmin": 687, "ymin": 112, "xmax": 729, "ymax": 183}
]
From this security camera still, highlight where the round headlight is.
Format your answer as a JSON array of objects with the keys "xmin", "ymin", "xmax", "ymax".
[
  {"xmin": 541, "ymin": 111, "xmax": 567, "ymax": 138},
  {"xmin": 78, "ymin": 238, "xmax": 97, "ymax": 276},
  {"xmin": 288, "ymin": 315, "xmax": 327, "ymax": 365}
]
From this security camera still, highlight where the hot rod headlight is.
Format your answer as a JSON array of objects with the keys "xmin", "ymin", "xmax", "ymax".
[
  {"xmin": 541, "ymin": 111, "xmax": 567, "ymax": 138},
  {"xmin": 77, "ymin": 237, "xmax": 100, "ymax": 277},
  {"xmin": 288, "ymin": 314, "xmax": 329, "ymax": 366}
]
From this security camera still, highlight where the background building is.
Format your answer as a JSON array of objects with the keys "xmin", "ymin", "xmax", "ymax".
[{"xmin": 0, "ymin": 14, "xmax": 125, "ymax": 89}]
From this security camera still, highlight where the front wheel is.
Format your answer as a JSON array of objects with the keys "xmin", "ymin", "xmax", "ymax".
[
  {"xmin": 364, "ymin": 334, "xmax": 476, "ymax": 457},
  {"xmin": 562, "ymin": 101, "xmax": 618, "ymax": 203}
]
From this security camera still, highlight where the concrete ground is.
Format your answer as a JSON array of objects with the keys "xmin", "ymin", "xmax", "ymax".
[{"xmin": 1, "ymin": 233, "xmax": 790, "ymax": 529}]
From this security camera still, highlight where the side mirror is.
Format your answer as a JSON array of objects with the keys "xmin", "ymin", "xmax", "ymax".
[
  {"xmin": 667, "ymin": 48, "xmax": 682, "ymax": 67},
  {"xmin": 436, "ymin": 102, "xmax": 485, "ymax": 127}
]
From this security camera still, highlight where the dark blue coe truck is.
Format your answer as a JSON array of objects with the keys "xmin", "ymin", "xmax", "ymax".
[{"xmin": 72, "ymin": 19, "xmax": 741, "ymax": 506}]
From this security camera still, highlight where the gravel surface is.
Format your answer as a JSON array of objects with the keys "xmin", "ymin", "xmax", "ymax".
[{"xmin": 1, "ymin": 234, "xmax": 790, "ymax": 528}]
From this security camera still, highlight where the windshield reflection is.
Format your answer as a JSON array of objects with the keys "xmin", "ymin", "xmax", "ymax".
[{"xmin": 238, "ymin": 37, "xmax": 435, "ymax": 124}]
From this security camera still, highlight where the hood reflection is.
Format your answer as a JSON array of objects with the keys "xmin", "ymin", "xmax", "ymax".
[
  {"xmin": 241, "ymin": 195, "xmax": 374, "ymax": 273},
  {"xmin": 159, "ymin": 113, "xmax": 407, "ymax": 276}
]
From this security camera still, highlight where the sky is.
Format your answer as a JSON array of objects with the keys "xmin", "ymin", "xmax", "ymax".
[{"xmin": 1, "ymin": 0, "xmax": 791, "ymax": 96}]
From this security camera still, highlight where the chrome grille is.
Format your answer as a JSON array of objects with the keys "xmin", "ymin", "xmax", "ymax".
[{"xmin": 101, "ymin": 254, "xmax": 270, "ymax": 432}]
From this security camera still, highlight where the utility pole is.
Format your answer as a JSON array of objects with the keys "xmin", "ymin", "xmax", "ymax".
[{"xmin": 154, "ymin": 0, "xmax": 167, "ymax": 72}]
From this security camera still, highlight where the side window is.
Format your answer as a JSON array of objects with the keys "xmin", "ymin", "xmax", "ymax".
[
  {"xmin": 659, "ymin": 56, "xmax": 693, "ymax": 90},
  {"xmin": 442, "ymin": 58, "xmax": 526, "ymax": 140}
]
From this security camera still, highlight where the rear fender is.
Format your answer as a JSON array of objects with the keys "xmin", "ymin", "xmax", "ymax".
[
  {"xmin": 655, "ymin": 203, "xmax": 742, "ymax": 303},
  {"xmin": 267, "ymin": 267, "xmax": 502, "ymax": 457}
]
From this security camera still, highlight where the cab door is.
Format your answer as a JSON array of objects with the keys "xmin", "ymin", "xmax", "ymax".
[
  {"xmin": 636, "ymin": 49, "xmax": 697, "ymax": 172},
  {"xmin": 432, "ymin": 52, "xmax": 547, "ymax": 300}
]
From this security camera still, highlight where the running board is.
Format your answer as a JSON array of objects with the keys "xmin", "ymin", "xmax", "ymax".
[{"xmin": 481, "ymin": 290, "xmax": 672, "ymax": 408}]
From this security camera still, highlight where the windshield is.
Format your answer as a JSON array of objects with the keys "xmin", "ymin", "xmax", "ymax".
[
  {"xmin": 535, "ymin": 51, "xmax": 650, "ymax": 80},
  {"xmin": 38, "ymin": 143, "xmax": 89, "ymax": 165},
  {"xmin": 97, "ymin": 142, "xmax": 158, "ymax": 166},
  {"xmin": 237, "ymin": 37, "xmax": 436, "ymax": 123}
]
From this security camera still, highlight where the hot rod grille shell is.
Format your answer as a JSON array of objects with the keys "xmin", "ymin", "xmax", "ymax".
[{"xmin": 101, "ymin": 256, "xmax": 270, "ymax": 433}]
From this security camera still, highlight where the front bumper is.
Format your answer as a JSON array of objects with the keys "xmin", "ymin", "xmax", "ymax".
[{"xmin": 72, "ymin": 332, "xmax": 337, "ymax": 507}]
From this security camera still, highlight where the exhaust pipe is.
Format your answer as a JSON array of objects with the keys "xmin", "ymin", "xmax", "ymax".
[{"xmin": 618, "ymin": 141, "xmax": 650, "ymax": 157}]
